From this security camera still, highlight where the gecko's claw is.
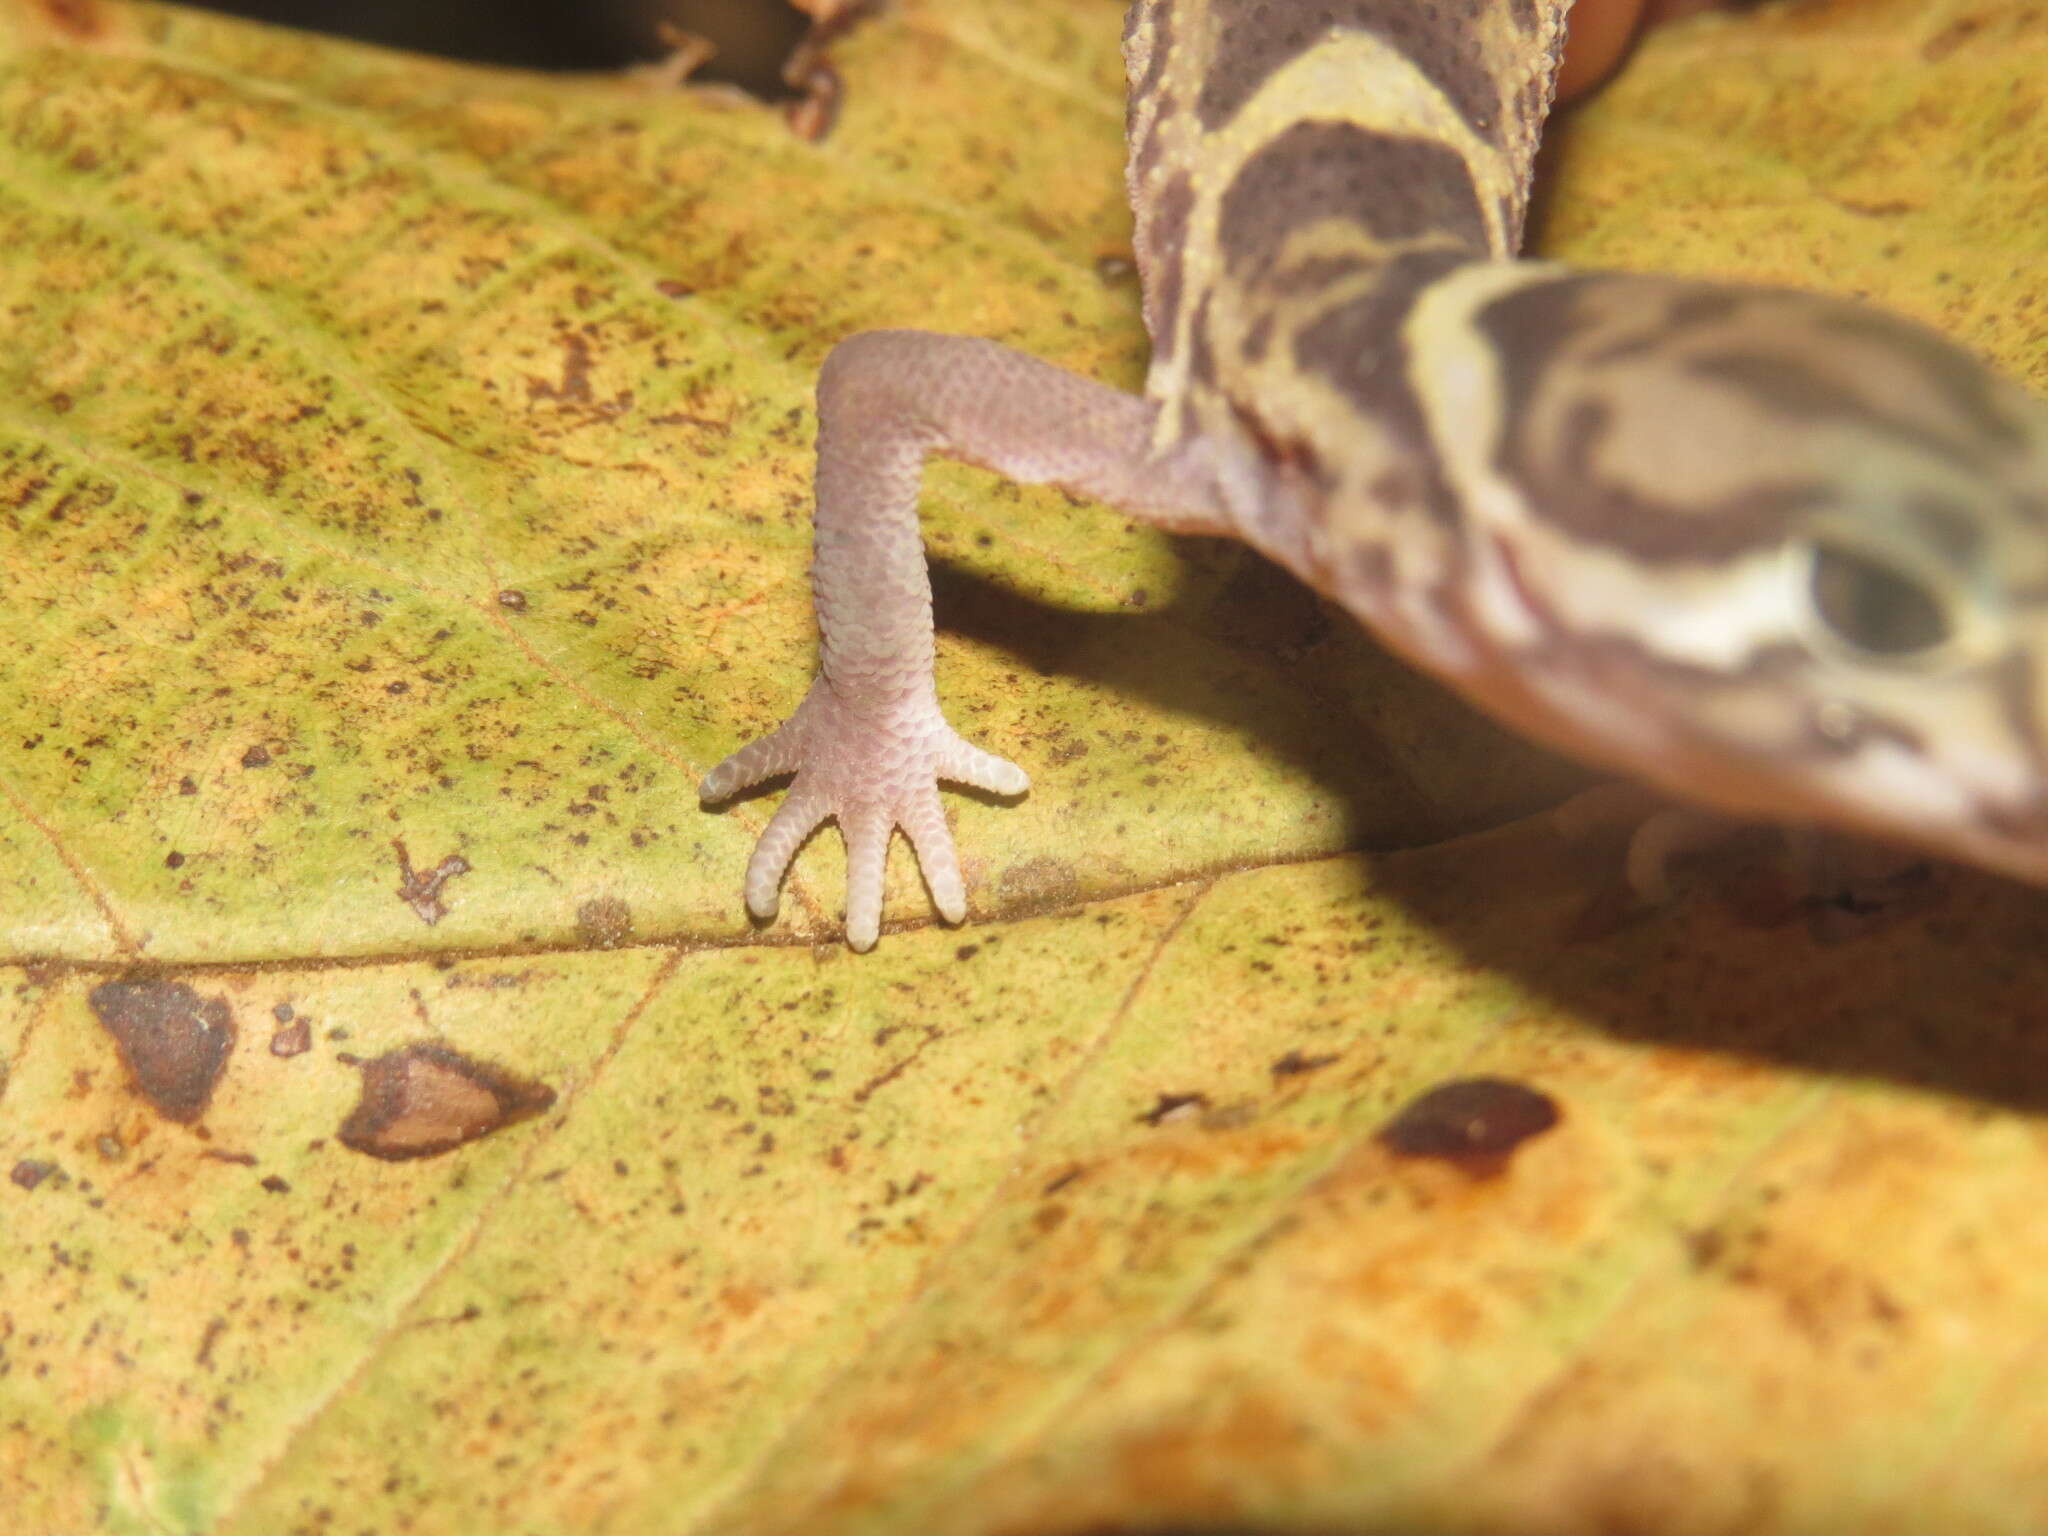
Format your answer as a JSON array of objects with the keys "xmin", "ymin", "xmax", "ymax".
[{"xmin": 701, "ymin": 677, "xmax": 1028, "ymax": 949}]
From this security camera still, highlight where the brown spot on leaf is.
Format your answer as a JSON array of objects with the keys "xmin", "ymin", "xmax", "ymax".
[
  {"xmin": 496, "ymin": 588, "xmax": 528, "ymax": 612},
  {"xmin": 1137, "ymin": 1090, "xmax": 1211, "ymax": 1127},
  {"xmin": 1685, "ymin": 1226, "xmax": 1727, "ymax": 1269},
  {"xmin": 997, "ymin": 854, "xmax": 1080, "ymax": 911},
  {"xmin": 392, "ymin": 839, "xmax": 472, "ymax": 925},
  {"xmin": 38, "ymin": 0, "xmax": 100, "ymax": 40},
  {"xmin": 10, "ymin": 1160, "xmax": 57, "ymax": 1190},
  {"xmin": 529, "ymin": 330, "xmax": 593, "ymax": 404},
  {"xmin": 1378, "ymin": 1076, "xmax": 1560, "ymax": 1175},
  {"xmin": 851, "ymin": 1025, "xmax": 943, "ymax": 1106},
  {"xmin": 88, "ymin": 978, "xmax": 237, "ymax": 1124},
  {"xmin": 195, "ymin": 1316, "xmax": 227, "ymax": 1369},
  {"xmin": 269, "ymin": 1019, "xmax": 312, "ymax": 1058},
  {"xmin": 1921, "ymin": 12, "xmax": 1986, "ymax": 60},
  {"xmin": 240, "ymin": 744, "xmax": 272, "ymax": 768},
  {"xmin": 1271, "ymin": 1048, "xmax": 1340, "ymax": 1078},
  {"xmin": 338, "ymin": 1043, "xmax": 556, "ymax": 1161},
  {"xmin": 576, "ymin": 896, "xmax": 634, "ymax": 949}
]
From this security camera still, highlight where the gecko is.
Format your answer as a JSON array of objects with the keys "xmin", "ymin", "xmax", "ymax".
[{"xmin": 702, "ymin": 0, "xmax": 2048, "ymax": 951}]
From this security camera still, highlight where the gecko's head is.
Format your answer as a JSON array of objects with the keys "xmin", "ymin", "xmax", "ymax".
[{"xmin": 1451, "ymin": 272, "xmax": 2048, "ymax": 883}]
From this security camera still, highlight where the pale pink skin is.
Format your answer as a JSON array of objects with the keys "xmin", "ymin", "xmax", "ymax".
[
  {"xmin": 702, "ymin": 0, "xmax": 2048, "ymax": 948},
  {"xmin": 699, "ymin": 331, "xmax": 1236, "ymax": 950}
]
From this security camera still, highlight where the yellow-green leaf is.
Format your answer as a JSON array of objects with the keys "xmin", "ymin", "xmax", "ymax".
[{"xmin": 3, "ymin": 0, "xmax": 2047, "ymax": 1533}]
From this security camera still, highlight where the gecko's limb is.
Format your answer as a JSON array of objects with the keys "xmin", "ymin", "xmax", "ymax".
[{"xmin": 701, "ymin": 330, "xmax": 1235, "ymax": 949}]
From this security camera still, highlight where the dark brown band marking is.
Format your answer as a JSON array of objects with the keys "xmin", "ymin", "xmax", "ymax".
[
  {"xmin": 1558, "ymin": 397, "xmax": 1837, "ymax": 562},
  {"xmin": 1194, "ymin": 0, "xmax": 1514, "ymax": 147},
  {"xmin": 1188, "ymin": 291, "xmax": 1219, "ymax": 389},
  {"xmin": 1138, "ymin": 171, "xmax": 1194, "ymax": 362},
  {"xmin": 1221, "ymin": 123, "xmax": 1490, "ymax": 288},
  {"xmin": 1818, "ymin": 310, "xmax": 2026, "ymax": 453},
  {"xmin": 1293, "ymin": 246, "xmax": 1473, "ymax": 526},
  {"xmin": 1481, "ymin": 275, "xmax": 1841, "ymax": 562},
  {"xmin": 1687, "ymin": 349, "xmax": 2004, "ymax": 475}
]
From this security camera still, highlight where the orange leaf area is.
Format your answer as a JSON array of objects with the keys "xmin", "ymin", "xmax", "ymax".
[{"xmin": 2, "ymin": 0, "xmax": 2046, "ymax": 1531}]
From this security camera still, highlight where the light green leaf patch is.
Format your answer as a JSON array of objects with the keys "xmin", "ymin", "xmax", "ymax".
[{"xmin": 3, "ymin": 0, "xmax": 2047, "ymax": 1533}]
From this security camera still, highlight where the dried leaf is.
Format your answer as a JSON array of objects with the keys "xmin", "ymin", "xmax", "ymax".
[{"xmin": 3, "ymin": 1, "xmax": 2047, "ymax": 1532}]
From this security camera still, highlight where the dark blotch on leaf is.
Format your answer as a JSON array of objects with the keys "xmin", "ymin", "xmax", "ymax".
[
  {"xmin": 88, "ymin": 978, "xmax": 237, "ymax": 1124},
  {"xmin": 1378, "ymin": 1076, "xmax": 1560, "ymax": 1175},
  {"xmin": 39, "ymin": 0, "xmax": 102, "ymax": 42},
  {"xmin": 270, "ymin": 1019, "xmax": 313, "ymax": 1058},
  {"xmin": 11, "ymin": 1159, "xmax": 57, "ymax": 1190},
  {"xmin": 338, "ymin": 1043, "xmax": 556, "ymax": 1161},
  {"xmin": 392, "ymin": 839, "xmax": 472, "ymax": 925}
]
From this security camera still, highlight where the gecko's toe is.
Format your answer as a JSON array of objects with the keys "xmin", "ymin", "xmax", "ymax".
[
  {"xmin": 711, "ymin": 679, "xmax": 1027, "ymax": 946},
  {"xmin": 901, "ymin": 786, "xmax": 968, "ymax": 925},
  {"xmin": 937, "ymin": 736, "xmax": 1030, "ymax": 798},
  {"xmin": 702, "ymin": 722, "xmax": 804, "ymax": 802},
  {"xmin": 1624, "ymin": 805, "xmax": 1740, "ymax": 901},
  {"xmin": 743, "ymin": 784, "xmax": 832, "ymax": 921},
  {"xmin": 841, "ymin": 805, "xmax": 895, "ymax": 952}
]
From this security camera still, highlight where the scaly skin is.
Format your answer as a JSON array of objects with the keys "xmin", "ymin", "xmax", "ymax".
[
  {"xmin": 705, "ymin": 1, "xmax": 2048, "ymax": 947},
  {"xmin": 700, "ymin": 333, "xmax": 1242, "ymax": 950}
]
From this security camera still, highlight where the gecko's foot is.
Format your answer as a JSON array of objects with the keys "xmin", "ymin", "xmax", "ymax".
[
  {"xmin": 1551, "ymin": 784, "xmax": 1936, "ymax": 933},
  {"xmin": 1550, "ymin": 783, "xmax": 1744, "ymax": 902},
  {"xmin": 700, "ymin": 679, "xmax": 1028, "ymax": 951}
]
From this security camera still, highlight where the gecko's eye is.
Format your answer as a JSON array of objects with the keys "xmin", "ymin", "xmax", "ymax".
[{"xmin": 1807, "ymin": 540, "xmax": 1954, "ymax": 659}]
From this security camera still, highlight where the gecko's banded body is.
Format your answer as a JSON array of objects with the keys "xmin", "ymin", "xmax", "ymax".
[{"xmin": 703, "ymin": 0, "xmax": 2048, "ymax": 950}]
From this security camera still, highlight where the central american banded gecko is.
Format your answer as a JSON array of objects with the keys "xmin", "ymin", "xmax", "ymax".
[{"xmin": 703, "ymin": 0, "xmax": 2048, "ymax": 951}]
